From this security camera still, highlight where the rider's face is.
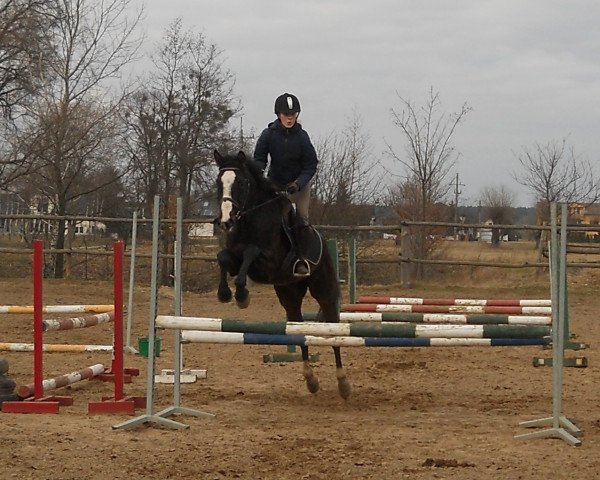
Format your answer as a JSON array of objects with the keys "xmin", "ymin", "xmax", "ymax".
[{"xmin": 278, "ymin": 112, "xmax": 298, "ymax": 129}]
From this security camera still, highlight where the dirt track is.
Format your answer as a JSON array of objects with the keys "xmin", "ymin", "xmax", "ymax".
[{"xmin": 1, "ymin": 277, "xmax": 599, "ymax": 480}]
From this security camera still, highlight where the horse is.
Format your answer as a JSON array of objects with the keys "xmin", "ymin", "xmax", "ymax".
[{"xmin": 213, "ymin": 150, "xmax": 351, "ymax": 399}]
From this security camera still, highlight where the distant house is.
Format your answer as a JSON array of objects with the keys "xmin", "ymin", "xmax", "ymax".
[
  {"xmin": 71, "ymin": 220, "xmax": 107, "ymax": 236},
  {"xmin": 569, "ymin": 203, "xmax": 600, "ymax": 239},
  {"xmin": 478, "ymin": 220, "xmax": 493, "ymax": 243},
  {"xmin": 189, "ymin": 222, "xmax": 215, "ymax": 237}
]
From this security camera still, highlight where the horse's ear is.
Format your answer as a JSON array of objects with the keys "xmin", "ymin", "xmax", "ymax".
[
  {"xmin": 237, "ymin": 151, "xmax": 246, "ymax": 162},
  {"xmin": 214, "ymin": 149, "xmax": 223, "ymax": 167}
]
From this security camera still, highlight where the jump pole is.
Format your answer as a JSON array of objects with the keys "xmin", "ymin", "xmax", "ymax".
[
  {"xmin": 113, "ymin": 195, "xmax": 200, "ymax": 430},
  {"xmin": 124, "ymin": 211, "xmax": 138, "ymax": 354},
  {"xmin": 303, "ymin": 311, "xmax": 552, "ymax": 325},
  {"xmin": 0, "ymin": 343, "xmax": 113, "ymax": 353},
  {"xmin": 88, "ymin": 241, "xmax": 145, "ymax": 414},
  {"xmin": 156, "ymin": 316, "xmax": 550, "ymax": 340},
  {"xmin": 42, "ymin": 312, "xmax": 115, "ymax": 331},
  {"xmin": 357, "ymin": 296, "xmax": 551, "ymax": 307},
  {"xmin": 342, "ymin": 304, "xmax": 552, "ymax": 315},
  {"xmin": 515, "ymin": 202, "xmax": 582, "ymax": 446},
  {"xmin": 2, "ymin": 241, "xmax": 73, "ymax": 413},
  {"xmin": 179, "ymin": 330, "xmax": 548, "ymax": 348},
  {"xmin": 154, "ymin": 196, "xmax": 212, "ymax": 421},
  {"xmin": 0, "ymin": 305, "xmax": 114, "ymax": 314},
  {"xmin": 17, "ymin": 364, "xmax": 105, "ymax": 399}
]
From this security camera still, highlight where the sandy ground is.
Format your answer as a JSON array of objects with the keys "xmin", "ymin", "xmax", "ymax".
[{"xmin": 1, "ymin": 276, "xmax": 599, "ymax": 480}]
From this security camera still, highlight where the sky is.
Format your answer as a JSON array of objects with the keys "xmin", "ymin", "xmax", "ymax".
[{"xmin": 132, "ymin": 0, "xmax": 600, "ymax": 207}]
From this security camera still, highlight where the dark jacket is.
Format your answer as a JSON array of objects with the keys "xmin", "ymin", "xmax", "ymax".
[{"xmin": 253, "ymin": 119, "xmax": 318, "ymax": 190}]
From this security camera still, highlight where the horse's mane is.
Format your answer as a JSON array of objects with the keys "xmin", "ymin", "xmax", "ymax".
[{"xmin": 245, "ymin": 158, "xmax": 281, "ymax": 195}]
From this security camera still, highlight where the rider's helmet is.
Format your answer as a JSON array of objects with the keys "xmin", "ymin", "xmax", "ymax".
[{"xmin": 274, "ymin": 93, "xmax": 301, "ymax": 115}]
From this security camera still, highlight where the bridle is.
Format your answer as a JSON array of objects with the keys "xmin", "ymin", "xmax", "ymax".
[{"xmin": 218, "ymin": 167, "xmax": 286, "ymax": 223}]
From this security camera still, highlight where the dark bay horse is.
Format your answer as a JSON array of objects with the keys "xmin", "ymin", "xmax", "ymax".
[{"xmin": 213, "ymin": 150, "xmax": 351, "ymax": 399}]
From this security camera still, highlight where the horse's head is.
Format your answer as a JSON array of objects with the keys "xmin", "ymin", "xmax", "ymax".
[
  {"xmin": 214, "ymin": 149, "xmax": 289, "ymax": 232},
  {"xmin": 213, "ymin": 150, "xmax": 253, "ymax": 232}
]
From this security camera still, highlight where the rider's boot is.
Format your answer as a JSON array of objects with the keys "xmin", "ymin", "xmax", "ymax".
[{"xmin": 292, "ymin": 216, "xmax": 311, "ymax": 277}]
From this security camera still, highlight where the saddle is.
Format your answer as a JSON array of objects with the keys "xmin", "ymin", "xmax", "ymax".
[{"xmin": 281, "ymin": 211, "xmax": 323, "ymax": 275}]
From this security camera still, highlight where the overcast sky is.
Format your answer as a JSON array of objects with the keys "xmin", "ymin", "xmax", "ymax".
[{"xmin": 134, "ymin": 1, "xmax": 600, "ymax": 207}]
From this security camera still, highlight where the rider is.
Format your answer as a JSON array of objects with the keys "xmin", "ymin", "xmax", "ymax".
[{"xmin": 253, "ymin": 92, "xmax": 318, "ymax": 277}]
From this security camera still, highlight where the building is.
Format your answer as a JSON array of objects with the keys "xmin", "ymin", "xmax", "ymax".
[{"xmin": 568, "ymin": 203, "xmax": 600, "ymax": 239}]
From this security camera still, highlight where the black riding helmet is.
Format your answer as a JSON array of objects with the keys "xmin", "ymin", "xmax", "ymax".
[{"xmin": 274, "ymin": 93, "xmax": 301, "ymax": 115}]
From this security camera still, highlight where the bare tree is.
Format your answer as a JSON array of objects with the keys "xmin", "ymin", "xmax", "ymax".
[
  {"xmin": 121, "ymin": 18, "xmax": 237, "ymax": 284},
  {"xmin": 0, "ymin": 0, "xmax": 55, "ymax": 188},
  {"xmin": 311, "ymin": 109, "xmax": 381, "ymax": 225},
  {"xmin": 480, "ymin": 184, "xmax": 515, "ymax": 246},
  {"xmin": 123, "ymin": 19, "xmax": 237, "ymax": 213},
  {"xmin": 19, "ymin": 0, "xmax": 142, "ymax": 277},
  {"xmin": 386, "ymin": 88, "xmax": 470, "ymax": 277},
  {"xmin": 387, "ymin": 88, "xmax": 471, "ymax": 221},
  {"xmin": 0, "ymin": 0, "xmax": 52, "ymax": 116},
  {"xmin": 514, "ymin": 138, "xmax": 600, "ymax": 223}
]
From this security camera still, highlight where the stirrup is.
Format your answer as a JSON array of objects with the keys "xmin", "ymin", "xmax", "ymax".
[{"xmin": 293, "ymin": 259, "xmax": 310, "ymax": 277}]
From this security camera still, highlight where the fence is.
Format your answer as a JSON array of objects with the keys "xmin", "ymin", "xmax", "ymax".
[{"xmin": 2, "ymin": 214, "xmax": 600, "ymax": 287}]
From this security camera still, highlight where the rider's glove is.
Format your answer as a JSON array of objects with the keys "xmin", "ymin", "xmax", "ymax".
[{"xmin": 285, "ymin": 181, "xmax": 299, "ymax": 195}]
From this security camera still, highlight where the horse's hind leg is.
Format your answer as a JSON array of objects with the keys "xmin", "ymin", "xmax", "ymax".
[
  {"xmin": 309, "ymin": 272, "xmax": 351, "ymax": 400},
  {"xmin": 274, "ymin": 284, "xmax": 319, "ymax": 395},
  {"xmin": 300, "ymin": 345, "xmax": 319, "ymax": 394}
]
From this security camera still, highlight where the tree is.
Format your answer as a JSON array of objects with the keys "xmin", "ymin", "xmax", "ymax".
[
  {"xmin": 480, "ymin": 184, "xmax": 515, "ymax": 246},
  {"xmin": 311, "ymin": 109, "xmax": 381, "ymax": 225},
  {"xmin": 387, "ymin": 88, "xmax": 470, "ymax": 222},
  {"xmin": 0, "ymin": 0, "xmax": 52, "ymax": 116},
  {"xmin": 121, "ymin": 18, "xmax": 237, "ymax": 283},
  {"xmin": 123, "ymin": 19, "xmax": 237, "ymax": 212},
  {"xmin": 514, "ymin": 138, "xmax": 600, "ymax": 223},
  {"xmin": 20, "ymin": 0, "xmax": 142, "ymax": 277},
  {"xmin": 0, "ymin": 0, "xmax": 54, "ymax": 189},
  {"xmin": 386, "ymin": 88, "xmax": 470, "ymax": 277}
]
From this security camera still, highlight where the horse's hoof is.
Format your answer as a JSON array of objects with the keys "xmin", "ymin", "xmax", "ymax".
[
  {"xmin": 306, "ymin": 376, "xmax": 320, "ymax": 394},
  {"xmin": 337, "ymin": 369, "xmax": 351, "ymax": 400},
  {"xmin": 236, "ymin": 297, "xmax": 250, "ymax": 309},
  {"xmin": 235, "ymin": 289, "xmax": 250, "ymax": 309},
  {"xmin": 303, "ymin": 363, "xmax": 320, "ymax": 394},
  {"xmin": 235, "ymin": 288, "xmax": 250, "ymax": 308},
  {"xmin": 338, "ymin": 377, "xmax": 352, "ymax": 400},
  {"xmin": 217, "ymin": 289, "xmax": 232, "ymax": 303}
]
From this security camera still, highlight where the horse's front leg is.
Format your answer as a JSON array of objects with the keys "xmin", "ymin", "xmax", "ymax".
[
  {"xmin": 216, "ymin": 249, "xmax": 239, "ymax": 303},
  {"xmin": 233, "ymin": 244, "xmax": 260, "ymax": 308}
]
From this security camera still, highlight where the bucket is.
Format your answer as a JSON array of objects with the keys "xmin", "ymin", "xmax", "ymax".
[{"xmin": 137, "ymin": 336, "xmax": 162, "ymax": 357}]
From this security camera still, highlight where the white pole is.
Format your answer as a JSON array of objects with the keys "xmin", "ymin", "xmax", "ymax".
[{"xmin": 125, "ymin": 211, "xmax": 138, "ymax": 352}]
